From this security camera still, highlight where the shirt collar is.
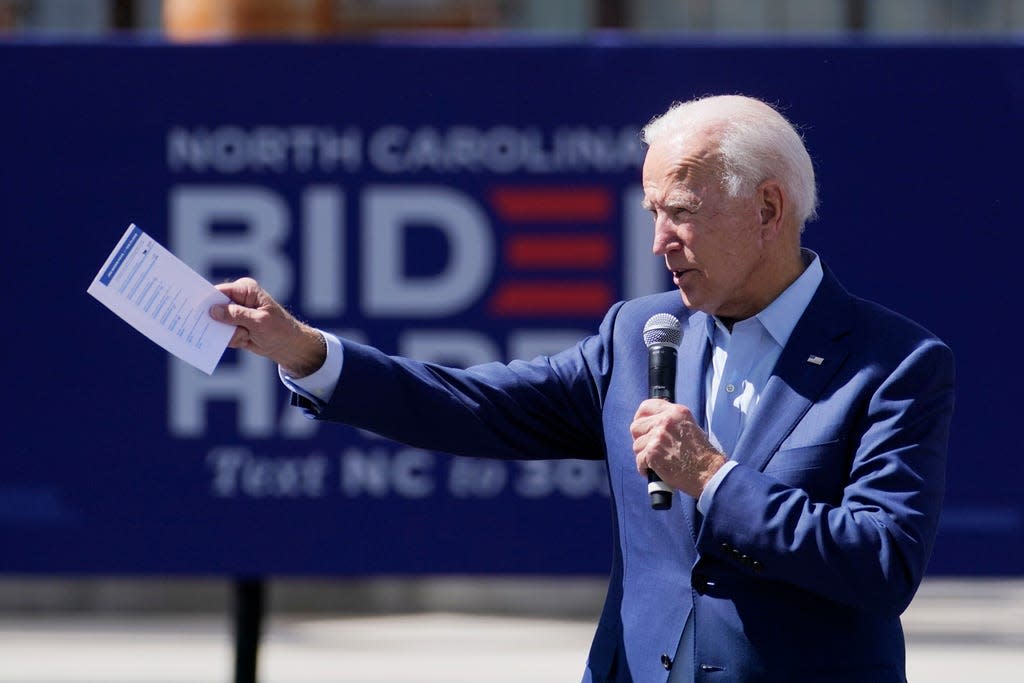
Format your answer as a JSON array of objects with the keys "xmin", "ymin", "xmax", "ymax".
[
  {"xmin": 754, "ymin": 249, "xmax": 823, "ymax": 347},
  {"xmin": 704, "ymin": 249, "xmax": 823, "ymax": 348}
]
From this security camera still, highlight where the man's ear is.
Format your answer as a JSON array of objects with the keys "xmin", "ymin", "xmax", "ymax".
[{"xmin": 758, "ymin": 181, "xmax": 785, "ymax": 239}]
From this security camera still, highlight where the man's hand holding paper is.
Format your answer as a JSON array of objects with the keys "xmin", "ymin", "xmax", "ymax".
[{"xmin": 210, "ymin": 278, "xmax": 327, "ymax": 379}]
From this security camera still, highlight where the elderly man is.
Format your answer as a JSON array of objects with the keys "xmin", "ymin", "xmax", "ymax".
[{"xmin": 211, "ymin": 95, "xmax": 954, "ymax": 682}]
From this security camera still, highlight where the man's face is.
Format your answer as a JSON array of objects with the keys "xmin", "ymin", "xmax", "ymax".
[{"xmin": 641, "ymin": 133, "xmax": 767, "ymax": 321}]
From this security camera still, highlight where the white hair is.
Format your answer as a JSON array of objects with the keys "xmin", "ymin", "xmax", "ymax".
[{"xmin": 641, "ymin": 95, "xmax": 818, "ymax": 228}]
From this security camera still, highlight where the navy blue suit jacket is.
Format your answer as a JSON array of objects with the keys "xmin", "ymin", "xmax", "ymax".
[{"xmin": 312, "ymin": 264, "xmax": 955, "ymax": 682}]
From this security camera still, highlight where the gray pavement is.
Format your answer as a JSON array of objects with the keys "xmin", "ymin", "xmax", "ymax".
[{"xmin": 0, "ymin": 578, "xmax": 1020, "ymax": 683}]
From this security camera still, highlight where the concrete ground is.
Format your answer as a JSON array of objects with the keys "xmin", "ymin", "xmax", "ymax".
[{"xmin": 0, "ymin": 578, "xmax": 1020, "ymax": 683}]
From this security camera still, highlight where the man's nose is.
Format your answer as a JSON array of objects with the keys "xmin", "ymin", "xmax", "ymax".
[{"xmin": 652, "ymin": 218, "xmax": 679, "ymax": 255}]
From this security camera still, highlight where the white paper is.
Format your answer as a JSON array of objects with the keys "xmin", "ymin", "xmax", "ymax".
[{"xmin": 87, "ymin": 224, "xmax": 235, "ymax": 375}]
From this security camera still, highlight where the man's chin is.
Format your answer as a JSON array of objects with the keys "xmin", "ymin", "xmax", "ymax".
[{"xmin": 678, "ymin": 290, "xmax": 714, "ymax": 316}]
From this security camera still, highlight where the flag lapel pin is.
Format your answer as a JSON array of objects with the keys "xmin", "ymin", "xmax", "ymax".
[{"xmin": 806, "ymin": 355, "xmax": 825, "ymax": 365}]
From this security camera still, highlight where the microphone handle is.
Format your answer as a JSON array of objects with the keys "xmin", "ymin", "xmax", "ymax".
[
  {"xmin": 648, "ymin": 472, "xmax": 673, "ymax": 510},
  {"xmin": 647, "ymin": 351, "xmax": 675, "ymax": 510}
]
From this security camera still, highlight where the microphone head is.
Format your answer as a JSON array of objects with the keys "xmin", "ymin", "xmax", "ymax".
[{"xmin": 643, "ymin": 313, "xmax": 682, "ymax": 350}]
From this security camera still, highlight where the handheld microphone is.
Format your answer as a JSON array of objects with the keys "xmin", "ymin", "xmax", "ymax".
[{"xmin": 642, "ymin": 313, "xmax": 682, "ymax": 511}]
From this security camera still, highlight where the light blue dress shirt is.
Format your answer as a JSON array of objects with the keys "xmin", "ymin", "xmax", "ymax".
[{"xmin": 695, "ymin": 250, "xmax": 824, "ymax": 514}]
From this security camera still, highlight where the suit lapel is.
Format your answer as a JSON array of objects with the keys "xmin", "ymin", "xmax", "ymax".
[
  {"xmin": 676, "ymin": 310, "xmax": 710, "ymax": 428},
  {"xmin": 730, "ymin": 267, "xmax": 854, "ymax": 473},
  {"xmin": 674, "ymin": 310, "xmax": 710, "ymax": 540}
]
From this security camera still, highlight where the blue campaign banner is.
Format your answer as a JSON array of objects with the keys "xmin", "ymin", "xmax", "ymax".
[{"xmin": 1, "ymin": 39, "xmax": 1021, "ymax": 576}]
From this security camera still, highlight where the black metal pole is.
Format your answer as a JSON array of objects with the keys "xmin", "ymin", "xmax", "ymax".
[
  {"xmin": 109, "ymin": 0, "xmax": 136, "ymax": 30},
  {"xmin": 845, "ymin": 0, "xmax": 868, "ymax": 32},
  {"xmin": 233, "ymin": 578, "xmax": 266, "ymax": 683}
]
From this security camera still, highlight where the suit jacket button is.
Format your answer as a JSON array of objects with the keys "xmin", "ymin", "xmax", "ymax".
[
  {"xmin": 691, "ymin": 571, "xmax": 708, "ymax": 595},
  {"xmin": 661, "ymin": 653, "xmax": 673, "ymax": 670},
  {"xmin": 751, "ymin": 560, "xmax": 764, "ymax": 572}
]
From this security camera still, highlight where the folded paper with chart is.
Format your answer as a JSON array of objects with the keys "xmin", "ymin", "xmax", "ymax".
[{"xmin": 87, "ymin": 224, "xmax": 235, "ymax": 375}]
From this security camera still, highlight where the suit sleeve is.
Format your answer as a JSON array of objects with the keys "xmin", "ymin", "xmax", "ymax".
[
  {"xmin": 310, "ymin": 303, "xmax": 622, "ymax": 462},
  {"xmin": 697, "ymin": 338, "xmax": 955, "ymax": 616}
]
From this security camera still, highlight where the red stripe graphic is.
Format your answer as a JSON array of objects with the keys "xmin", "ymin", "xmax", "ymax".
[
  {"xmin": 506, "ymin": 235, "xmax": 612, "ymax": 269},
  {"xmin": 489, "ymin": 281, "xmax": 613, "ymax": 316},
  {"xmin": 491, "ymin": 187, "xmax": 612, "ymax": 222}
]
